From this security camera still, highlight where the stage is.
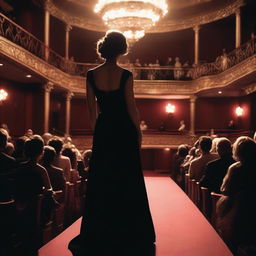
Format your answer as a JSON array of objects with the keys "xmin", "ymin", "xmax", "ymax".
[{"xmin": 39, "ymin": 172, "xmax": 232, "ymax": 256}]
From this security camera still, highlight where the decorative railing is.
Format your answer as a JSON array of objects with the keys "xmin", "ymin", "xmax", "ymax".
[
  {"xmin": 190, "ymin": 37, "xmax": 256, "ymax": 79},
  {"xmin": 1, "ymin": 12, "xmax": 256, "ymax": 80}
]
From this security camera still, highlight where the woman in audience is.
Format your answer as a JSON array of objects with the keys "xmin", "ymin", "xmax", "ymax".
[
  {"xmin": 42, "ymin": 146, "xmax": 66, "ymax": 192},
  {"xmin": 14, "ymin": 136, "xmax": 56, "ymax": 255},
  {"xmin": 171, "ymin": 144, "xmax": 189, "ymax": 185},
  {"xmin": 217, "ymin": 137, "xmax": 256, "ymax": 254},
  {"xmin": 48, "ymin": 137, "xmax": 72, "ymax": 182},
  {"xmin": 13, "ymin": 136, "xmax": 28, "ymax": 163},
  {"xmin": 62, "ymin": 147, "xmax": 77, "ymax": 170}
]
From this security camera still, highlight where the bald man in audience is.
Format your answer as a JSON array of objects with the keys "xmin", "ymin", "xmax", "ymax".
[
  {"xmin": 188, "ymin": 136, "xmax": 218, "ymax": 181},
  {"xmin": 200, "ymin": 138, "xmax": 235, "ymax": 193}
]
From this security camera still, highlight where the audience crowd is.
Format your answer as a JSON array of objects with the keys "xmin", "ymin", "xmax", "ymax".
[
  {"xmin": 0, "ymin": 127, "xmax": 90, "ymax": 256},
  {"xmin": 1, "ymin": 123, "xmax": 256, "ymax": 255},
  {"xmin": 171, "ymin": 134, "xmax": 256, "ymax": 255}
]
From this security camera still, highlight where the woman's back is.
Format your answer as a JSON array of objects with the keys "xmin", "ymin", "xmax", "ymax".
[{"xmin": 91, "ymin": 64, "xmax": 124, "ymax": 92}]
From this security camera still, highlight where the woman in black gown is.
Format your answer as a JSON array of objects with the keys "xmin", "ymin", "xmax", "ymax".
[{"xmin": 69, "ymin": 31, "xmax": 155, "ymax": 256}]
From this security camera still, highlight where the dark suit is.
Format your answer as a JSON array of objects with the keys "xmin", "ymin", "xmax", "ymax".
[
  {"xmin": 0, "ymin": 152, "xmax": 17, "ymax": 173},
  {"xmin": 44, "ymin": 164, "xmax": 66, "ymax": 192},
  {"xmin": 0, "ymin": 152, "xmax": 17, "ymax": 200},
  {"xmin": 200, "ymin": 154, "xmax": 235, "ymax": 193}
]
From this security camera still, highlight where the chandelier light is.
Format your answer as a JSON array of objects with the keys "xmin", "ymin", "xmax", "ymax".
[{"xmin": 94, "ymin": 0, "xmax": 168, "ymax": 42}]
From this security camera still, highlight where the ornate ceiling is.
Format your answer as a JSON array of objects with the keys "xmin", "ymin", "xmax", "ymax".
[{"xmin": 45, "ymin": 0, "xmax": 244, "ymax": 33}]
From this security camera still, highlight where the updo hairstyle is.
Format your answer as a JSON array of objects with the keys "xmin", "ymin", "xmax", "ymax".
[{"xmin": 97, "ymin": 30, "xmax": 128, "ymax": 59}]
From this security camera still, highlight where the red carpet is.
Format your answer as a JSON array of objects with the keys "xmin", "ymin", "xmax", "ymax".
[{"xmin": 39, "ymin": 173, "xmax": 232, "ymax": 256}]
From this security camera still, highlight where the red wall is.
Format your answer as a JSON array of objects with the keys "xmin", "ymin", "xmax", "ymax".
[
  {"xmin": 0, "ymin": 79, "xmax": 43, "ymax": 137},
  {"xmin": 70, "ymin": 98, "xmax": 91, "ymax": 132},
  {"xmin": 196, "ymin": 97, "xmax": 252, "ymax": 131},
  {"xmin": 136, "ymin": 99, "xmax": 190, "ymax": 130},
  {"xmin": 141, "ymin": 148, "xmax": 176, "ymax": 171}
]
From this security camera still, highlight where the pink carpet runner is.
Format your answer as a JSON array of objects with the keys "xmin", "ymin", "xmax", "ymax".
[{"xmin": 39, "ymin": 173, "xmax": 232, "ymax": 256}]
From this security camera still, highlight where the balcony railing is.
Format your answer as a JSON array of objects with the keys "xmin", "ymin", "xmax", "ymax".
[{"xmin": 1, "ymin": 12, "xmax": 255, "ymax": 80}]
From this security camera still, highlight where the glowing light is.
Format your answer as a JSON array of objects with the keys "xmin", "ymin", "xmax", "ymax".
[
  {"xmin": 94, "ymin": 0, "xmax": 168, "ymax": 42},
  {"xmin": 166, "ymin": 103, "xmax": 175, "ymax": 114},
  {"xmin": 235, "ymin": 106, "xmax": 244, "ymax": 117},
  {"xmin": 0, "ymin": 63, "xmax": 3, "ymax": 66},
  {"xmin": 218, "ymin": 91, "xmax": 222, "ymax": 94},
  {"xmin": 164, "ymin": 148, "xmax": 170, "ymax": 151},
  {"xmin": 26, "ymin": 74, "xmax": 32, "ymax": 78},
  {"xmin": 0, "ymin": 89, "xmax": 8, "ymax": 102}
]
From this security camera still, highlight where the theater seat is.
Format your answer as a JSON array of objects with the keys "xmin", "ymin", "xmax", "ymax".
[
  {"xmin": 210, "ymin": 192, "xmax": 222, "ymax": 230},
  {"xmin": 200, "ymin": 187, "xmax": 211, "ymax": 220}
]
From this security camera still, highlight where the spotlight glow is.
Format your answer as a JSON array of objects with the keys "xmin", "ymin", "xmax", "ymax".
[
  {"xmin": 235, "ymin": 106, "xmax": 244, "ymax": 117},
  {"xmin": 166, "ymin": 103, "xmax": 175, "ymax": 114},
  {"xmin": 0, "ymin": 89, "xmax": 8, "ymax": 102}
]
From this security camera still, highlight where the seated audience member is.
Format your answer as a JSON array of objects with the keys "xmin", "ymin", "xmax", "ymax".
[
  {"xmin": 13, "ymin": 136, "xmax": 28, "ymax": 163},
  {"xmin": 210, "ymin": 137, "xmax": 220, "ymax": 155},
  {"xmin": 140, "ymin": 120, "xmax": 148, "ymax": 131},
  {"xmin": 1, "ymin": 123, "xmax": 11, "ymax": 141},
  {"xmin": 188, "ymin": 136, "xmax": 218, "ymax": 181},
  {"xmin": 42, "ymin": 146, "xmax": 66, "ymax": 192},
  {"xmin": 200, "ymin": 138, "xmax": 235, "ymax": 193},
  {"xmin": 78, "ymin": 149, "xmax": 92, "ymax": 179},
  {"xmin": 14, "ymin": 136, "xmax": 53, "ymax": 200},
  {"xmin": 0, "ymin": 128, "xmax": 17, "ymax": 172},
  {"xmin": 62, "ymin": 147, "xmax": 77, "ymax": 170},
  {"xmin": 24, "ymin": 128, "xmax": 33, "ymax": 138},
  {"xmin": 171, "ymin": 144, "xmax": 189, "ymax": 184},
  {"xmin": 217, "ymin": 137, "xmax": 256, "ymax": 254},
  {"xmin": 178, "ymin": 120, "xmax": 185, "ymax": 132},
  {"xmin": 14, "ymin": 136, "xmax": 55, "ymax": 255},
  {"xmin": 227, "ymin": 119, "xmax": 236, "ymax": 129},
  {"xmin": 42, "ymin": 132, "xmax": 52, "ymax": 145},
  {"xmin": 5, "ymin": 142, "xmax": 14, "ymax": 156},
  {"xmin": 49, "ymin": 137, "xmax": 72, "ymax": 182},
  {"xmin": 0, "ymin": 129, "xmax": 17, "ymax": 201},
  {"xmin": 181, "ymin": 146, "xmax": 197, "ymax": 173}
]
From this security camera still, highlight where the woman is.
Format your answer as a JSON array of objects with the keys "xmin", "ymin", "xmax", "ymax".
[
  {"xmin": 69, "ymin": 31, "xmax": 155, "ymax": 255},
  {"xmin": 217, "ymin": 137, "xmax": 256, "ymax": 254}
]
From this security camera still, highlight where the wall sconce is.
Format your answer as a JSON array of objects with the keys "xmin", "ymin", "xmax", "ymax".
[
  {"xmin": 166, "ymin": 103, "xmax": 175, "ymax": 114},
  {"xmin": 235, "ymin": 106, "xmax": 244, "ymax": 117},
  {"xmin": 0, "ymin": 89, "xmax": 8, "ymax": 103}
]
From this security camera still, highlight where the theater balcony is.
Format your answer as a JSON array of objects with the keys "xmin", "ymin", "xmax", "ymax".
[{"xmin": 0, "ymin": 0, "xmax": 255, "ymax": 149}]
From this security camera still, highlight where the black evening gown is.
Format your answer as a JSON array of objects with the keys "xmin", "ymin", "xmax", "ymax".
[{"xmin": 69, "ymin": 69, "xmax": 155, "ymax": 255}]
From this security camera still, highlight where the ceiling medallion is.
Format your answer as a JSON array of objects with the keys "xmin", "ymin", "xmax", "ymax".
[{"xmin": 94, "ymin": 0, "xmax": 168, "ymax": 43}]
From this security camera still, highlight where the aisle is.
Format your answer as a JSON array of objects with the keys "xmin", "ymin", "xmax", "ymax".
[{"xmin": 39, "ymin": 173, "xmax": 232, "ymax": 256}]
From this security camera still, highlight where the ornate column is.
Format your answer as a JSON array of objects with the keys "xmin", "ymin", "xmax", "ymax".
[
  {"xmin": 190, "ymin": 95, "xmax": 197, "ymax": 135},
  {"xmin": 65, "ymin": 91, "xmax": 74, "ymax": 136},
  {"xmin": 44, "ymin": 1, "xmax": 50, "ymax": 61},
  {"xmin": 193, "ymin": 25, "xmax": 200, "ymax": 65},
  {"xmin": 43, "ymin": 82, "xmax": 54, "ymax": 133},
  {"xmin": 235, "ymin": 9, "xmax": 241, "ymax": 48},
  {"xmin": 65, "ymin": 24, "xmax": 72, "ymax": 60}
]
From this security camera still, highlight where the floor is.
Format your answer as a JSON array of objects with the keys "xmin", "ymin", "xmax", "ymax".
[{"xmin": 39, "ymin": 172, "xmax": 232, "ymax": 256}]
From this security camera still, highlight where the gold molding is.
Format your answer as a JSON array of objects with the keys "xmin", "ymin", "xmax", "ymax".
[
  {"xmin": 45, "ymin": 0, "xmax": 245, "ymax": 33},
  {"xmin": 151, "ymin": 0, "xmax": 245, "ymax": 33},
  {"xmin": 0, "ymin": 36, "xmax": 85, "ymax": 92},
  {"xmin": 1, "ymin": 36, "xmax": 255, "ymax": 97},
  {"xmin": 72, "ymin": 134, "xmax": 198, "ymax": 150}
]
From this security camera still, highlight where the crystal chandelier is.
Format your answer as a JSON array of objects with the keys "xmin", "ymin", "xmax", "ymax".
[{"xmin": 94, "ymin": 0, "xmax": 168, "ymax": 42}]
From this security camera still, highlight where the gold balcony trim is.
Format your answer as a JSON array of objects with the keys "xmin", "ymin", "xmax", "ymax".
[
  {"xmin": 0, "ymin": 37, "xmax": 85, "ymax": 90},
  {"xmin": 1, "ymin": 35, "xmax": 256, "ymax": 96},
  {"xmin": 72, "ymin": 134, "xmax": 198, "ymax": 150}
]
